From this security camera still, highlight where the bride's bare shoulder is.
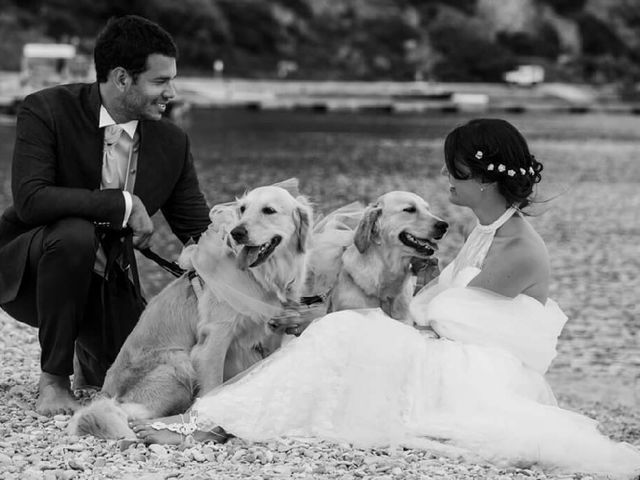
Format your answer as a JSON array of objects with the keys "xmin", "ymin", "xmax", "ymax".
[
  {"xmin": 488, "ymin": 216, "xmax": 549, "ymax": 275},
  {"xmin": 497, "ymin": 216, "xmax": 550, "ymax": 278}
]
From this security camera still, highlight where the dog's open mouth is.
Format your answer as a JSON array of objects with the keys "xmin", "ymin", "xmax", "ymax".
[
  {"xmin": 236, "ymin": 236, "xmax": 282, "ymax": 269},
  {"xmin": 399, "ymin": 231, "xmax": 438, "ymax": 256}
]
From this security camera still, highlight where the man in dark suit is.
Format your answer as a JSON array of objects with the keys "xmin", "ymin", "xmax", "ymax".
[{"xmin": 0, "ymin": 16, "xmax": 210, "ymax": 415}]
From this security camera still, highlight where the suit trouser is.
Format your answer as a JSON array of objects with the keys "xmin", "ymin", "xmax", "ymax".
[{"xmin": 0, "ymin": 217, "xmax": 143, "ymax": 385}]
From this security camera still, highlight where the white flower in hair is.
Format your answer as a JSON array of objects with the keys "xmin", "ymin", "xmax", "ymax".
[
  {"xmin": 520, "ymin": 168, "xmax": 526, "ymax": 175},
  {"xmin": 529, "ymin": 167, "xmax": 535, "ymax": 175},
  {"xmin": 475, "ymin": 150, "xmax": 483, "ymax": 160},
  {"xmin": 497, "ymin": 164, "xmax": 506, "ymax": 172},
  {"xmin": 507, "ymin": 169, "xmax": 516, "ymax": 177},
  {"xmin": 487, "ymin": 163, "xmax": 495, "ymax": 171}
]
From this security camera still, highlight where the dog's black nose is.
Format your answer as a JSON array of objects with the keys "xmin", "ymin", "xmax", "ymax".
[
  {"xmin": 433, "ymin": 221, "xmax": 449, "ymax": 239},
  {"xmin": 230, "ymin": 225, "xmax": 248, "ymax": 243}
]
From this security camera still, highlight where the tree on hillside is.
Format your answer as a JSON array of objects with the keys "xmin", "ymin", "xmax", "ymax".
[
  {"xmin": 497, "ymin": 22, "xmax": 561, "ymax": 59},
  {"xmin": 407, "ymin": 0, "xmax": 478, "ymax": 16},
  {"xmin": 577, "ymin": 12, "xmax": 625, "ymax": 56},
  {"xmin": 140, "ymin": 0, "xmax": 229, "ymax": 68},
  {"xmin": 537, "ymin": 0, "xmax": 586, "ymax": 15},
  {"xmin": 0, "ymin": 0, "xmax": 639, "ymax": 83},
  {"xmin": 427, "ymin": 8, "xmax": 517, "ymax": 82}
]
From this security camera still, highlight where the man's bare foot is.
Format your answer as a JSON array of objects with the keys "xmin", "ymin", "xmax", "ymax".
[
  {"xmin": 36, "ymin": 372, "xmax": 79, "ymax": 416},
  {"xmin": 130, "ymin": 415, "xmax": 229, "ymax": 445}
]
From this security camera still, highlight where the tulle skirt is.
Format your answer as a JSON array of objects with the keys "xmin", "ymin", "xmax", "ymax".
[{"xmin": 193, "ymin": 309, "xmax": 640, "ymax": 477}]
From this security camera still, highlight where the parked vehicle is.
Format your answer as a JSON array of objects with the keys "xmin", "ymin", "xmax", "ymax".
[
  {"xmin": 20, "ymin": 43, "xmax": 94, "ymax": 91},
  {"xmin": 0, "ymin": 43, "xmax": 94, "ymax": 115},
  {"xmin": 504, "ymin": 65, "xmax": 545, "ymax": 87}
]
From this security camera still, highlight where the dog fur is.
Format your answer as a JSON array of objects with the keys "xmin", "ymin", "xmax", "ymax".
[
  {"xmin": 328, "ymin": 191, "xmax": 447, "ymax": 322},
  {"xmin": 69, "ymin": 185, "xmax": 313, "ymax": 439}
]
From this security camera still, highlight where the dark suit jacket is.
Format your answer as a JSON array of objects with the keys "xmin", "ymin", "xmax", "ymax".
[{"xmin": 0, "ymin": 82, "xmax": 210, "ymax": 304}]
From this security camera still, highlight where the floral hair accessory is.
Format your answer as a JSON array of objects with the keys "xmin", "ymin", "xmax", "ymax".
[
  {"xmin": 489, "ymin": 163, "xmax": 531, "ymax": 176},
  {"xmin": 475, "ymin": 150, "xmax": 483, "ymax": 160}
]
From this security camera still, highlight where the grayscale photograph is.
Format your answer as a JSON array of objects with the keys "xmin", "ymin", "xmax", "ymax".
[{"xmin": 0, "ymin": 1, "xmax": 638, "ymax": 479}]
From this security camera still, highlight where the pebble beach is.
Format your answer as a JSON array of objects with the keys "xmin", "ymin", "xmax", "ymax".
[{"xmin": 1, "ymin": 305, "xmax": 639, "ymax": 480}]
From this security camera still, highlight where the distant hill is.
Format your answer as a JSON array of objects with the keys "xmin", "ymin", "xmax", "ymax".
[{"xmin": 1, "ymin": 0, "xmax": 638, "ymax": 86}]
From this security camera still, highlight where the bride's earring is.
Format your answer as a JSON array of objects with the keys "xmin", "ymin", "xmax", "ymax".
[{"xmin": 479, "ymin": 185, "xmax": 485, "ymax": 192}]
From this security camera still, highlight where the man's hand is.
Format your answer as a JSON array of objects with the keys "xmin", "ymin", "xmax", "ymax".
[
  {"xmin": 268, "ymin": 303, "xmax": 326, "ymax": 337},
  {"xmin": 128, "ymin": 195, "xmax": 154, "ymax": 249}
]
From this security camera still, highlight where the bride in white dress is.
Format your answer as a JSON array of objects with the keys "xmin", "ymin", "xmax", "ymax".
[{"xmin": 132, "ymin": 119, "xmax": 640, "ymax": 477}]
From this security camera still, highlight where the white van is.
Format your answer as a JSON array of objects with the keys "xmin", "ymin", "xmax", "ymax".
[{"xmin": 504, "ymin": 65, "xmax": 545, "ymax": 87}]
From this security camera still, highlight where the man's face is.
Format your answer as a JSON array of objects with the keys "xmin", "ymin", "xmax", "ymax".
[{"xmin": 123, "ymin": 53, "xmax": 176, "ymax": 121}]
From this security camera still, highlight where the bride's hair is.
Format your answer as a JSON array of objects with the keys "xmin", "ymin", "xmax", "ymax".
[{"xmin": 444, "ymin": 118, "xmax": 543, "ymax": 209}]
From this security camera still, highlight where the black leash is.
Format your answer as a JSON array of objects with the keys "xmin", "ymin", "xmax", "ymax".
[
  {"xmin": 139, "ymin": 248, "xmax": 186, "ymax": 278},
  {"xmin": 299, "ymin": 294, "xmax": 325, "ymax": 306}
]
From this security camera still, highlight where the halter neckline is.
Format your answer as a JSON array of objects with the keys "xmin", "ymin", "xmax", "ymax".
[{"xmin": 475, "ymin": 207, "xmax": 518, "ymax": 234}]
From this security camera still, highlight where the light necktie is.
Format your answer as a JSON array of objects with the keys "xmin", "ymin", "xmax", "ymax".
[{"xmin": 102, "ymin": 124, "xmax": 133, "ymax": 190}]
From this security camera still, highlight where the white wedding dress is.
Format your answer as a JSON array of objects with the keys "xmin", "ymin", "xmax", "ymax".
[{"xmin": 192, "ymin": 208, "xmax": 640, "ymax": 477}]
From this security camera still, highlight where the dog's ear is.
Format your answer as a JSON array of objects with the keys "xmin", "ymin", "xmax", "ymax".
[
  {"xmin": 272, "ymin": 178, "xmax": 300, "ymax": 197},
  {"xmin": 293, "ymin": 197, "xmax": 313, "ymax": 253},
  {"xmin": 354, "ymin": 204, "xmax": 382, "ymax": 253},
  {"xmin": 208, "ymin": 201, "xmax": 240, "ymax": 235}
]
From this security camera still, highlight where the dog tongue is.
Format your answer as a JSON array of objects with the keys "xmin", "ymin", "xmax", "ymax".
[{"xmin": 237, "ymin": 246, "xmax": 261, "ymax": 270}]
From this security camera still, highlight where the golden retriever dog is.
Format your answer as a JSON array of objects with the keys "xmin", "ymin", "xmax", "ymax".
[
  {"xmin": 69, "ymin": 184, "xmax": 312, "ymax": 439},
  {"xmin": 327, "ymin": 191, "xmax": 447, "ymax": 322}
]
